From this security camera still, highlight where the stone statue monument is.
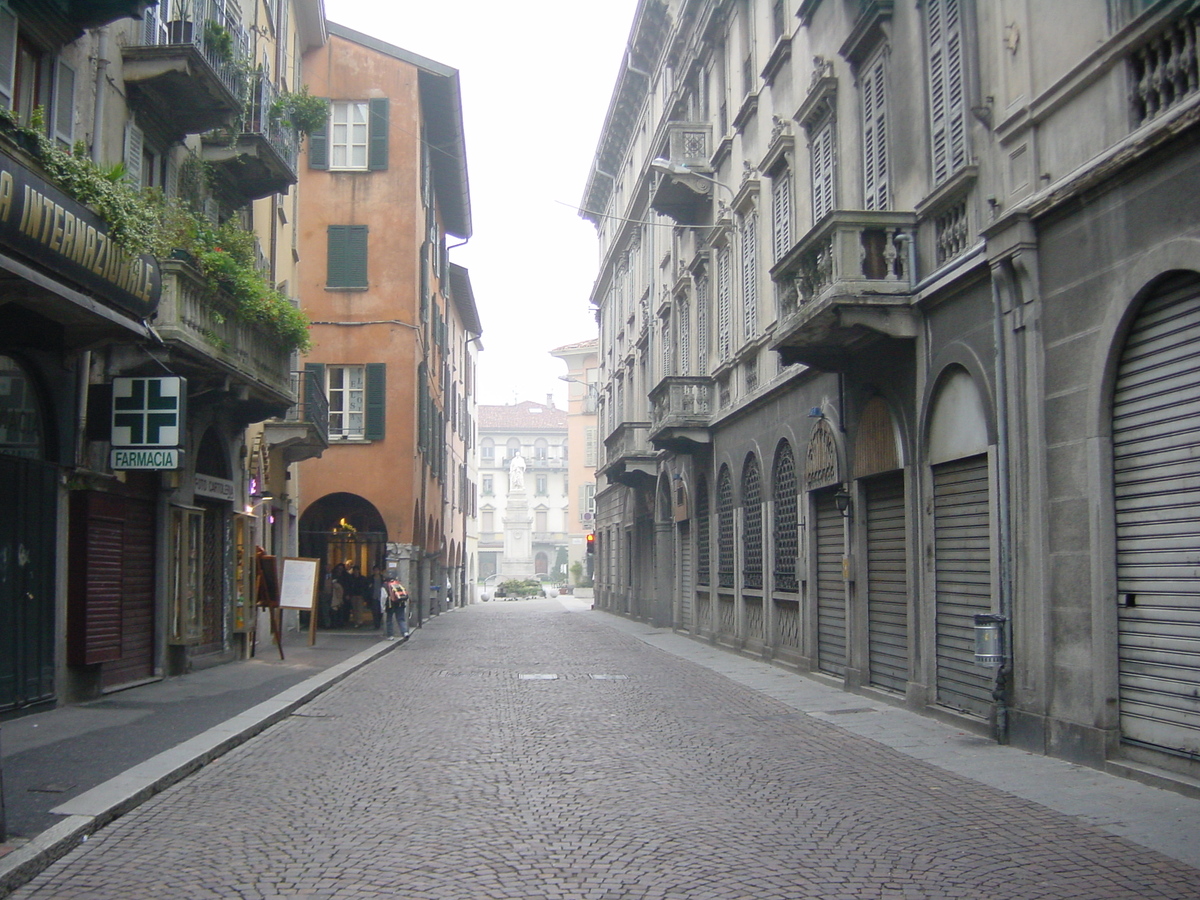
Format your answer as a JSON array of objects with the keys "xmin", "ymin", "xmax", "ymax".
[{"xmin": 509, "ymin": 451, "xmax": 526, "ymax": 492}]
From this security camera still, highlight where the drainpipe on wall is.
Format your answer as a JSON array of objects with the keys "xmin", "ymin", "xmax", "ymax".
[{"xmin": 990, "ymin": 265, "xmax": 1015, "ymax": 744}]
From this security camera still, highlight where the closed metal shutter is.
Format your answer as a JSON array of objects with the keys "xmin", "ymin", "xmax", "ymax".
[
  {"xmin": 814, "ymin": 490, "xmax": 846, "ymax": 676},
  {"xmin": 679, "ymin": 522, "xmax": 693, "ymax": 632},
  {"xmin": 102, "ymin": 490, "xmax": 157, "ymax": 690},
  {"xmin": 933, "ymin": 454, "xmax": 992, "ymax": 716},
  {"xmin": 865, "ymin": 472, "xmax": 908, "ymax": 692},
  {"xmin": 1114, "ymin": 274, "xmax": 1200, "ymax": 757}
]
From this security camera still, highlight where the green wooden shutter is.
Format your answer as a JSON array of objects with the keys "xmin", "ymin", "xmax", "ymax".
[
  {"xmin": 364, "ymin": 362, "xmax": 386, "ymax": 440},
  {"xmin": 327, "ymin": 226, "xmax": 368, "ymax": 288},
  {"xmin": 308, "ymin": 110, "xmax": 329, "ymax": 169},
  {"xmin": 368, "ymin": 97, "xmax": 388, "ymax": 170}
]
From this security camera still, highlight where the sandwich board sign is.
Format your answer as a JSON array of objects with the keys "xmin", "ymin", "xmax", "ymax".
[{"xmin": 110, "ymin": 376, "xmax": 185, "ymax": 470}]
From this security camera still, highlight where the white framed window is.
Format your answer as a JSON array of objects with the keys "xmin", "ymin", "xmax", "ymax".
[
  {"xmin": 327, "ymin": 364, "xmax": 365, "ymax": 438},
  {"xmin": 862, "ymin": 49, "xmax": 889, "ymax": 210},
  {"xmin": 482, "ymin": 475, "xmax": 493, "ymax": 495},
  {"xmin": 811, "ymin": 119, "xmax": 836, "ymax": 222},
  {"xmin": 330, "ymin": 100, "xmax": 369, "ymax": 170}
]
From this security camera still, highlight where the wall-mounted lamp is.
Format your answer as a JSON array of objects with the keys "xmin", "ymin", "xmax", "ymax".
[
  {"xmin": 649, "ymin": 157, "xmax": 736, "ymax": 198},
  {"xmin": 808, "ymin": 407, "xmax": 824, "ymax": 418},
  {"xmin": 834, "ymin": 487, "xmax": 853, "ymax": 518}
]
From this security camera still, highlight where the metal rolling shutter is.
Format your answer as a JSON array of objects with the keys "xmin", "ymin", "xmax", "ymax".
[
  {"xmin": 865, "ymin": 472, "xmax": 908, "ymax": 692},
  {"xmin": 933, "ymin": 454, "xmax": 992, "ymax": 716},
  {"xmin": 1114, "ymin": 275, "xmax": 1200, "ymax": 757},
  {"xmin": 815, "ymin": 491, "xmax": 846, "ymax": 675},
  {"xmin": 102, "ymin": 492, "xmax": 157, "ymax": 689}
]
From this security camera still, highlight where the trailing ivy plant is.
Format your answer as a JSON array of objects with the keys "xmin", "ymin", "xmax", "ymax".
[{"xmin": 0, "ymin": 107, "xmax": 310, "ymax": 352}]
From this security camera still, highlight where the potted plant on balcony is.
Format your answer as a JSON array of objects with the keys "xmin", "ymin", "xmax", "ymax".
[
  {"xmin": 166, "ymin": 0, "xmax": 194, "ymax": 43},
  {"xmin": 202, "ymin": 19, "xmax": 234, "ymax": 64},
  {"xmin": 269, "ymin": 87, "xmax": 329, "ymax": 137}
]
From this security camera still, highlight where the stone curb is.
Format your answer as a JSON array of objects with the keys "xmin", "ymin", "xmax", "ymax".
[{"xmin": 0, "ymin": 634, "xmax": 408, "ymax": 898}]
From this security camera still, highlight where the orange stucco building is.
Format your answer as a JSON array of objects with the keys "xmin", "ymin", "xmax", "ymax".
[{"xmin": 296, "ymin": 23, "xmax": 478, "ymax": 626}]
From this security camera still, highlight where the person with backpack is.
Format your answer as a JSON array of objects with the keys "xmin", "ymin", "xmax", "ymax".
[{"xmin": 382, "ymin": 576, "xmax": 409, "ymax": 640}]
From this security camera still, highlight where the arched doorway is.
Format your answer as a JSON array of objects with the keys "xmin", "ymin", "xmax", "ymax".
[
  {"xmin": 1113, "ymin": 272, "xmax": 1200, "ymax": 759},
  {"xmin": 299, "ymin": 493, "xmax": 388, "ymax": 628},
  {"xmin": 0, "ymin": 354, "xmax": 57, "ymax": 712}
]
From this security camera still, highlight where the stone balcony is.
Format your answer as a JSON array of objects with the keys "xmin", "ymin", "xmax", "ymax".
[
  {"xmin": 648, "ymin": 376, "xmax": 714, "ymax": 453},
  {"xmin": 600, "ymin": 421, "xmax": 657, "ymax": 488},
  {"xmin": 264, "ymin": 369, "xmax": 329, "ymax": 464},
  {"xmin": 202, "ymin": 77, "xmax": 299, "ymax": 202},
  {"xmin": 770, "ymin": 210, "xmax": 919, "ymax": 370},
  {"xmin": 153, "ymin": 258, "xmax": 292, "ymax": 423}
]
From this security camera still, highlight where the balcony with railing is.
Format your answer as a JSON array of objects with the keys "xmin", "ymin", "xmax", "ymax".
[
  {"xmin": 599, "ymin": 421, "xmax": 657, "ymax": 488},
  {"xmin": 202, "ymin": 76, "xmax": 299, "ymax": 202},
  {"xmin": 153, "ymin": 258, "xmax": 292, "ymax": 418},
  {"xmin": 648, "ymin": 376, "xmax": 714, "ymax": 453},
  {"xmin": 649, "ymin": 122, "xmax": 714, "ymax": 224},
  {"xmin": 122, "ymin": 0, "xmax": 249, "ymax": 136},
  {"xmin": 770, "ymin": 210, "xmax": 919, "ymax": 370},
  {"xmin": 264, "ymin": 369, "xmax": 329, "ymax": 464}
]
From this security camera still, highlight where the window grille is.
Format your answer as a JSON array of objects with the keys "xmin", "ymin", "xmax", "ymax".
[
  {"xmin": 773, "ymin": 441, "xmax": 799, "ymax": 592},
  {"xmin": 697, "ymin": 475, "xmax": 711, "ymax": 585},
  {"xmin": 717, "ymin": 466, "xmax": 735, "ymax": 588},
  {"xmin": 742, "ymin": 455, "xmax": 763, "ymax": 589}
]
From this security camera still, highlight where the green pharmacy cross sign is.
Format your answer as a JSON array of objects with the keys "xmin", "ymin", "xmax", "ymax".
[{"xmin": 110, "ymin": 376, "xmax": 186, "ymax": 470}]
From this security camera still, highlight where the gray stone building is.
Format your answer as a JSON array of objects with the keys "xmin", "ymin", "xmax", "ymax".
[{"xmin": 582, "ymin": 0, "xmax": 1200, "ymax": 788}]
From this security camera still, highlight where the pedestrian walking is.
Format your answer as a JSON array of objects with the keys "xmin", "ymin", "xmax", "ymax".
[{"xmin": 382, "ymin": 577, "xmax": 408, "ymax": 639}]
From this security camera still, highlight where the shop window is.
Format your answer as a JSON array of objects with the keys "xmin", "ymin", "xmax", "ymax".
[{"xmin": 0, "ymin": 354, "xmax": 43, "ymax": 458}]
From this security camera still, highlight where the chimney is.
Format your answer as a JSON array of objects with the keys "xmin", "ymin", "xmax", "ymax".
[{"xmin": 547, "ymin": 393, "xmax": 554, "ymax": 408}]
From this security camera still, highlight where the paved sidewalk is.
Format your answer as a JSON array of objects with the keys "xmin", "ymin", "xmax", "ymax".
[
  {"xmin": 0, "ymin": 625, "xmax": 410, "ymax": 895},
  {"xmin": 5, "ymin": 597, "xmax": 1199, "ymax": 900}
]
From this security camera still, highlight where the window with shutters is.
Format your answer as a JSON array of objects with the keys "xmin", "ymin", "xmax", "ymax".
[
  {"xmin": 811, "ymin": 118, "xmax": 836, "ymax": 222},
  {"xmin": 742, "ymin": 455, "xmax": 763, "ymax": 590},
  {"xmin": 0, "ymin": 11, "xmax": 74, "ymax": 145},
  {"xmin": 771, "ymin": 166, "xmax": 792, "ymax": 262},
  {"xmin": 772, "ymin": 440, "xmax": 799, "ymax": 593},
  {"xmin": 740, "ymin": 211, "xmax": 758, "ymax": 342},
  {"xmin": 313, "ymin": 98, "xmax": 388, "ymax": 171},
  {"xmin": 717, "ymin": 466, "xmax": 735, "ymax": 588},
  {"xmin": 585, "ymin": 427, "xmax": 597, "ymax": 467},
  {"xmin": 327, "ymin": 365, "xmax": 365, "ymax": 439},
  {"xmin": 678, "ymin": 295, "xmax": 691, "ymax": 376},
  {"xmin": 327, "ymin": 225, "xmax": 368, "ymax": 289},
  {"xmin": 696, "ymin": 271, "xmax": 710, "ymax": 375},
  {"xmin": 927, "ymin": 0, "xmax": 966, "ymax": 186},
  {"xmin": 482, "ymin": 476, "xmax": 493, "ymax": 495},
  {"xmin": 325, "ymin": 363, "xmax": 385, "ymax": 440},
  {"xmin": 861, "ymin": 49, "xmax": 889, "ymax": 210},
  {"xmin": 716, "ymin": 244, "xmax": 733, "ymax": 361}
]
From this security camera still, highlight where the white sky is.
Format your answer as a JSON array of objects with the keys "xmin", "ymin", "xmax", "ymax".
[{"xmin": 324, "ymin": 0, "xmax": 640, "ymax": 408}]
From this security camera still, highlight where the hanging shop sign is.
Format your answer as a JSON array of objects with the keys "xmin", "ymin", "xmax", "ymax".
[
  {"xmin": 110, "ymin": 376, "xmax": 185, "ymax": 471},
  {"xmin": 0, "ymin": 149, "xmax": 161, "ymax": 318}
]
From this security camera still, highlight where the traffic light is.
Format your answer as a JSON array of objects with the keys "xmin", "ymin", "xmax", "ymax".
[{"xmin": 586, "ymin": 532, "xmax": 595, "ymax": 553}]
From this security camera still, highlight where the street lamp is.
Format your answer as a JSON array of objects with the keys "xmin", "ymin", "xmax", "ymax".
[{"xmin": 649, "ymin": 157, "xmax": 735, "ymax": 199}]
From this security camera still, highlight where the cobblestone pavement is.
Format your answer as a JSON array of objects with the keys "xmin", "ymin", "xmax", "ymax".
[{"xmin": 12, "ymin": 599, "xmax": 1200, "ymax": 900}]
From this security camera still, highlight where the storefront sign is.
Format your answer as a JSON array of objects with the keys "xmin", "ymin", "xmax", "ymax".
[
  {"xmin": 111, "ymin": 447, "xmax": 180, "ymax": 469},
  {"xmin": 195, "ymin": 474, "xmax": 236, "ymax": 502},
  {"xmin": 0, "ymin": 149, "xmax": 161, "ymax": 318}
]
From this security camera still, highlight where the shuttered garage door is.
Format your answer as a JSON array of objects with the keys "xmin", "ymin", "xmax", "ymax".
[
  {"xmin": 814, "ymin": 490, "xmax": 846, "ymax": 676},
  {"xmin": 1114, "ymin": 274, "xmax": 1200, "ymax": 758},
  {"xmin": 933, "ymin": 454, "xmax": 993, "ymax": 717},
  {"xmin": 865, "ymin": 472, "xmax": 908, "ymax": 693}
]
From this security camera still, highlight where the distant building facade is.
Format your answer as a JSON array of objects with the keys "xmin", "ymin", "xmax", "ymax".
[
  {"xmin": 583, "ymin": 0, "xmax": 1200, "ymax": 787},
  {"xmin": 477, "ymin": 400, "xmax": 569, "ymax": 586},
  {"xmin": 550, "ymin": 339, "xmax": 599, "ymax": 584}
]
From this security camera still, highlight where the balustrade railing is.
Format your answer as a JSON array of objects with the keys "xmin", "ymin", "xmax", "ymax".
[
  {"xmin": 1130, "ymin": 9, "xmax": 1200, "ymax": 126},
  {"xmin": 245, "ymin": 77, "xmax": 299, "ymax": 175},
  {"xmin": 649, "ymin": 376, "xmax": 713, "ymax": 432},
  {"xmin": 135, "ymin": 0, "xmax": 250, "ymax": 102},
  {"xmin": 155, "ymin": 259, "xmax": 291, "ymax": 399}
]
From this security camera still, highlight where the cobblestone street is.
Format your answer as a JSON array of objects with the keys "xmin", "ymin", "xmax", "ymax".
[{"xmin": 13, "ymin": 599, "xmax": 1200, "ymax": 900}]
